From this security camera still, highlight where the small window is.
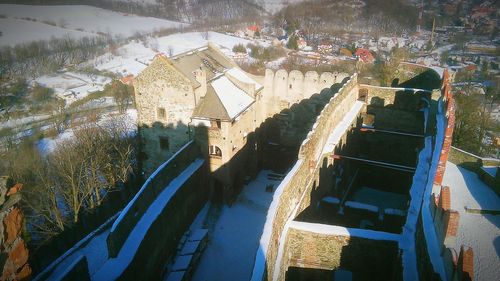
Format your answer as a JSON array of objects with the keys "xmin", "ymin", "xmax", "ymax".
[
  {"xmin": 210, "ymin": 120, "xmax": 222, "ymax": 129},
  {"xmin": 209, "ymin": 145, "xmax": 222, "ymax": 157},
  {"xmin": 157, "ymin": 107, "xmax": 166, "ymax": 120},
  {"xmin": 289, "ymin": 84, "xmax": 292, "ymax": 89},
  {"xmin": 159, "ymin": 136, "xmax": 169, "ymax": 150}
]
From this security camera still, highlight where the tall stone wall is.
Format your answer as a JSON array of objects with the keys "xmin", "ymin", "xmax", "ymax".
[
  {"xmin": 263, "ymin": 69, "xmax": 349, "ymax": 116},
  {"xmin": 134, "ymin": 56, "xmax": 197, "ymax": 175},
  {"xmin": 107, "ymin": 141, "xmax": 203, "ymax": 258},
  {"xmin": 120, "ymin": 159, "xmax": 207, "ymax": 280},
  {"xmin": 0, "ymin": 177, "xmax": 31, "ymax": 281},
  {"xmin": 416, "ymin": 68, "xmax": 475, "ymax": 281},
  {"xmin": 251, "ymin": 74, "xmax": 360, "ymax": 281}
]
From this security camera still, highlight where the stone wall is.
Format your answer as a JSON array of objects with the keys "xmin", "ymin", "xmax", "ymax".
[
  {"xmin": 251, "ymin": 74, "xmax": 361, "ymax": 281},
  {"xmin": 106, "ymin": 141, "xmax": 203, "ymax": 257},
  {"xmin": 283, "ymin": 225, "xmax": 401, "ymax": 281},
  {"xmin": 416, "ymin": 68, "xmax": 474, "ymax": 281},
  {"xmin": 0, "ymin": 177, "xmax": 31, "ymax": 281},
  {"xmin": 360, "ymin": 84, "xmax": 430, "ymax": 111},
  {"xmin": 262, "ymin": 69, "xmax": 349, "ymax": 116},
  {"xmin": 120, "ymin": 158, "xmax": 207, "ymax": 280},
  {"xmin": 134, "ymin": 56, "xmax": 197, "ymax": 175}
]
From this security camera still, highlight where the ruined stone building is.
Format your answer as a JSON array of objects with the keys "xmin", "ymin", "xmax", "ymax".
[{"xmin": 33, "ymin": 45, "xmax": 489, "ymax": 281}]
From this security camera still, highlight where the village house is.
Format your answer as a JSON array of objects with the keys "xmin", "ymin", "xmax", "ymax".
[
  {"xmin": 297, "ymin": 38, "xmax": 307, "ymax": 50},
  {"xmin": 355, "ymin": 48, "xmax": 375, "ymax": 63},
  {"xmin": 245, "ymin": 25, "xmax": 260, "ymax": 38},
  {"xmin": 317, "ymin": 40, "xmax": 333, "ymax": 54}
]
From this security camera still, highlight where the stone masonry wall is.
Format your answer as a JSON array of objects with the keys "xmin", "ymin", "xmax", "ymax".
[
  {"xmin": 0, "ymin": 177, "xmax": 31, "ymax": 281},
  {"xmin": 416, "ymin": 68, "xmax": 474, "ymax": 281},
  {"xmin": 262, "ymin": 69, "xmax": 349, "ymax": 117},
  {"xmin": 107, "ymin": 141, "xmax": 202, "ymax": 258},
  {"xmin": 134, "ymin": 56, "xmax": 197, "ymax": 175},
  {"xmin": 253, "ymin": 74, "xmax": 360, "ymax": 281},
  {"xmin": 120, "ymin": 160, "xmax": 208, "ymax": 280},
  {"xmin": 283, "ymin": 226, "xmax": 401, "ymax": 281}
]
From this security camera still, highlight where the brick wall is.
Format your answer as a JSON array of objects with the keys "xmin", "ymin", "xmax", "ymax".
[
  {"xmin": 428, "ymin": 185, "xmax": 474, "ymax": 281},
  {"xmin": 0, "ymin": 177, "xmax": 31, "ymax": 281}
]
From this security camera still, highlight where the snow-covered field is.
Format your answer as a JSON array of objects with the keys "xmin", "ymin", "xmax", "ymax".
[
  {"xmin": 36, "ymin": 72, "xmax": 112, "ymax": 105},
  {"xmin": 92, "ymin": 31, "xmax": 262, "ymax": 76},
  {"xmin": 0, "ymin": 18, "xmax": 96, "ymax": 47},
  {"xmin": 0, "ymin": 4, "xmax": 187, "ymax": 47},
  {"xmin": 442, "ymin": 162, "xmax": 500, "ymax": 281}
]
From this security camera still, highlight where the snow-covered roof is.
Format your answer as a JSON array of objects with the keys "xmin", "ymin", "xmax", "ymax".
[{"xmin": 210, "ymin": 76, "xmax": 254, "ymax": 120}]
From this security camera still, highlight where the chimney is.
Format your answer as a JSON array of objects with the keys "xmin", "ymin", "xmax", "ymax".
[{"xmin": 194, "ymin": 67, "xmax": 207, "ymax": 99}]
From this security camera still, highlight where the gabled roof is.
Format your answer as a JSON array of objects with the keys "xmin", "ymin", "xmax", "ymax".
[
  {"xmin": 170, "ymin": 45, "xmax": 235, "ymax": 88},
  {"xmin": 192, "ymin": 75, "xmax": 254, "ymax": 121},
  {"xmin": 192, "ymin": 86, "xmax": 230, "ymax": 120}
]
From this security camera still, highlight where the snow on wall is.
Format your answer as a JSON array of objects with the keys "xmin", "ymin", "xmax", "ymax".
[
  {"xmin": 251, "ymin": 74, "xmax": 361, "ymax": 281},
  {"xmin": 400, "ymin": 135, "xmax": 435, "ymax": 280},
  {"xmin": 34, "ymin": 213, "xmax": 120, "ymax": 280},
  {"xmin": 111, "ymin": 140, "xmax": 194, "ymax": 232},
  {"xmin": 250, "ymin": 159, "xmax": 303, "ymax": 281},
  {"xmin": 419, "ymin": 98, "xmax": 448, "ymax": 280},
  {"xmin": 289, "ymin": 221, "xmax": 400, "ymax": 242},
  {"xmin": 94, "ymin": 159, "xmax": 204, "ymax": 280}
]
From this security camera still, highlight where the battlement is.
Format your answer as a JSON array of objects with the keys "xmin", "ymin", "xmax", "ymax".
[{"xmin": 263, "ymin": 69, "xmax": 349, "ymax": 105}]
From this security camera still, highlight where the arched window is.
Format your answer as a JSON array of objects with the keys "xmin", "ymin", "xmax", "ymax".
[{"xmin": 209, "ymin": 145, "xmax": 222, "ymax": 157}]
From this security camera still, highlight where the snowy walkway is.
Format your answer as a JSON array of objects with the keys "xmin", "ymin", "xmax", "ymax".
[
  {"xmin": 442, "ymin": 162, "xmax": 500, "ymax": 281},
  {"xmin": 191, "ymin": 170, "xmax": 282, "ymax": 281}
]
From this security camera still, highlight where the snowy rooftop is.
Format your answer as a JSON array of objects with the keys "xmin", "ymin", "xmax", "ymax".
[
  {"xmin": 442, "ymin": 162, "xmax": 500, "ymax": 281},
  {"xmin": 208, "ymin": 76, "xmax": 255, "ymax": 120}
]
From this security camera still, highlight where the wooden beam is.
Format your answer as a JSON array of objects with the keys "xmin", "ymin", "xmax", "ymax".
[
  {"xmin": 331, "ymin": 154, "xmax": 416, "ymax": 172},
  {"xmin": 359, "ymin": 126, "xmax": 424, "ymax": 138}
]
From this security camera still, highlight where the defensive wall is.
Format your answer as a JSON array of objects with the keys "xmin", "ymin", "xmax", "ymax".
[
  {"xmin": 414, "ymin": 67, "xmax": 475, "ymax": 281},
  {"xmin": 36, "ymin": 141, "xmax": 209, "ymax": 280},
  {"xmin": 251, "ymin": 74, "xmax": 363, "ymax": 281},
  {"xmin": 262, "ymin": 69, "xmax": 349, "ymax": 115},
  {"xmin": 251, "ymin": 64, "xmax": 464, "ymax": 281},
  {"xmin": 283, "ymin": 222, "xmax": 401, "ymax": 280},
  {"xmin": 448, "ymin": 146, "xmax": 500, "ymax": 195}
]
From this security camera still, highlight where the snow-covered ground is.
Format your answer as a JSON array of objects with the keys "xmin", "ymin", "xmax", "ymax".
[
  {"xmin": 0, "ymin": 18, "xmax": 96, "ymax": 47},
  {"xmin": 442, "ymin": 162, "xmax": 500, "ymax": 281},
  {"xmin": 0, "ymin": 4, "xmax": 187, "ymax": 47},
  {"xmin": 191, "ymin": 170, "xmax": 282, "ymax": 281},
  {"xmin": 254, "ymin": 0, "xmax": 306, "ymax": 13},
  {"xmin": 36, "ymin": 72, "xmax": 112, "ymax": 105},
  {"xmin": 92, "ymin": 32, "xmax": 260, "ymax": 76},
  {"xmin": 0, "ymin": 114, "xmax": 51, "ymax": 130}
]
